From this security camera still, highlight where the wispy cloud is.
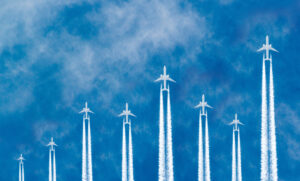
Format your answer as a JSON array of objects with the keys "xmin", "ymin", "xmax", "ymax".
[
  {"xmin": 0, "ymin": 0, "xmax": 209, "ymax": 112},
  {"xmin": 277, "ymin": 103, "xmax": 300, "ymax": 160}
]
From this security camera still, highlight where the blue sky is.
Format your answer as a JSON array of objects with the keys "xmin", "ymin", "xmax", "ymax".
[{"xmin": 0, "ymin": 0, "xmax": 299, "ymax": 180}]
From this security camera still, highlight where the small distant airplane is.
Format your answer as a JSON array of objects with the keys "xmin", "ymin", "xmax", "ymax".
[
  {"xmin": 18, "ymin": 154, "xmax": 25, "ymax": 163},
  {"xmin": 229, "ymin": 113, "xmax": 244, "ymax": 131},
  {"xmin": 47, "ymin": 137, "xmax": 57, "ymax": 151},
  {"xmin": 195, "ymin": 94, "xmax": 212, "ymax": 114},
  {"xmin": 79, "ymin": 102, "xmax": 94, "ymax": 118},
  {"xmin": 119, "ymin": 103, "xmax": 136, "ymax": 124},
  {"xmin": 257, "ymin": 35, "xmax": 278, "ymax": 60},
  {"xmin": 155, "ymin": 66, "xmax": 176, "ymax": 91}
]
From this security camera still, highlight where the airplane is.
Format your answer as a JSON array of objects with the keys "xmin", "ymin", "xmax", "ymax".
[
  {"xmin": 195, "ymin": 94, "xmax": 212, "ymax": 114},
  {"xmin": 79, "ymin": 102, "xmax": 94, "ymax": 119},
  {"xmin": 47, "ymin": 137, "xmax": 57, "ymax": 151},
  {"xmin": 119, "ymin": 103, "xmax": 136, "ymax": 124},
  {"xmin": 18, "ymin": 154, "xmax": 25, "ymax": 163},
  {"xmin": 229, "ymin": 113, "xmax": 244, "ymax": 131},
  {"xmin": 154, "ymin": 66, "xmax": 176, "ymax": 91},
  {"xmin": 257, "ymin": 35, "xmax": 278, "ymax": 60}
]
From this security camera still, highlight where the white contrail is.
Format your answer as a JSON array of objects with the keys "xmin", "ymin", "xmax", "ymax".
[
  {"xmin": 237, "ymin": 130, "xmax": 242, "ymax": 181},
  {"xmin": 49, "ymin": 149, "xmax": 52, "ymax": 181},
  {"xmin": 122, "ymin": 121, "xmax": 128, "ymax": 181},
  {"xmin": 129, "ymin": 123, "xmax": 134, "ymax": 181},
  {"xmin": 82, "ymin": 119, "xmax": 87, "ymax": 181},
  {"xmin": 269, "ymin": 61, "xmax": 278, "ymax": 181},
  {"xmin": 205, "ymin": 114, "xmax": 211, "ymax": 181},
  {"xmin": 261, "ymin": 59, "xmax": 268, "ymax": 181},
  {"xmin": 88, "ymin": 118, "xmax": 93, "ymax": 181},
  {"xmin": 53, "ymin": 150, "xmax": 56, "ymax": 181},
  {"xmin": 167, "ymin": 88, "xmax": 174, "ymax": 181},
  {"xmin": 198, "ymin": 113, "xmax": 203, "ymax": 181},
  {"xmin": 232, "ymin": 130, "xmax": 236, "ymax": 181},
  {"xmin": 19, "ymin": 162, "xmax": 21, "ymax": 181},
  {"xmin": 22, "ymin": 162, "xmax": 24, "ymax": 181},
  {"xmin": 158, "ymin": 86, "xmax": 166, "ymax": 181}
]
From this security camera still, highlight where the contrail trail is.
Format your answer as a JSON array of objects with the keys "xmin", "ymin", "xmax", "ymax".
[
  {"xmin": 82, "ymin": 119, "xmax": 87, "ymax": 181},
  {"xmin": 205, "ymin": 114, "xmax": 211, "ymax": 181},
  {"xmin": 48, "ymin": 138, "xmax": 57, "ymax": 181},
  {"xmin": 129, "ymin": 123, "xmax": 134, "ymax": 181},
  {"xmin": 158, "ymin": 86, "xmax": 166, "ymax": 181},
  {"xmin": 237, "ymin": 130, "xmax": 242, "ymax": 181},
  {"xmin": 53, "ymin": 150, "xmax": 56, "ymax": 181},
  {"xmin": 120, "ymin": 103, "xmax": 136, "ymax": 181},
  {"xmin": 167, "ymin": 88, "xmax": 174, "ymax": 181},
  {"xmin": 88, "ymin": 118, "xmax": 93, "ymax": 181},
  {"xmin": 261, "ymin": 59, "xmax": 268, "ymax": 181},
  {"xmin": 19, "ymin": 162, "xmax": 21, "ymax": 181},
  {"xmin": 80, "ymin": 103, "xmax": 93, "ymax": 181},
  {"xmin": 122, "ymin": 121, "xmax": 127, "ymax": 181},
  {"xmin": 22, "ymin": 162, "xmax": 24, "ymax": 181},
  {"xmin": 198, "ymin": 114, "xmax": 203, "ymax": 181},
  {"xmin": 49, "ymin": 149, "xmax": 52, "ymax": 181},
  {"xmin": 232, "ymin": 130, "xmax": 236, "ymax": 181},
  {"xmin": 258, "ymin": 36, "xmax": 279, "ymax": 181},
  {"xmin": 269, "ymin": 61, "xmax": 278, "ymax": 181}
]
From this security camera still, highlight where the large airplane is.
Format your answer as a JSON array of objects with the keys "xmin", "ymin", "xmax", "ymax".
[
  {"xmin": 18, "ymin": 154, "xmax": 25, "ymax": 163},
  {"xmin": 195, "ymin": 94, "xmax": 212, "ymax": 114},
  {"xmin": 79, "ymin": 102, "xmax": 94, "ymax": 118},
  {"xmin": 257, "ymin": 35, "xmax": 278, "ymax": 60},
  {"xmin": 47, "ymin": 137, "xmax": 57, "ymax": 151},
  {"xmin": 154, "ymin": 66, "xmax": 176, "ymax": 91},
  {"xmin": 119, "ymin": 103, "xmax": 136, "ymax": 124},
  {"xmin": 229, "ymin": 113, "xmax": 244, "ymax": 131}
]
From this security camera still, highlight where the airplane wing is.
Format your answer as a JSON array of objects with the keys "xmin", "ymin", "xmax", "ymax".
[
  {"xmin": 154, "ymin": 77, "xmax": 163, "ymax": 82},
  {"xmin": 257, "ymin": 46, "xmax": 265, "ymax": 52},
  {"xmin": 79, "ymin": 109, "xmax": 85, "ymax": 114},
  {"xmin": 228, "ymin": 121, "xmax": 235, "ymax": 125},
  {"xmin": 206, "ymin": 104, "xmax": 213, "ymax": 109},
  {"xmin": 270, "ymin": 47, "xmax": 279, "ymax": 52},
  {"xmin": 194, "ymin": 103, "xmax": 202, "ymax": 108},
  {"xmin": 118, "ymin": 112, "xmax": 125, "ymax": 117},
  {"xmin": 88, "ymin": 110, "xmax": 94, "ymax": 114},
  {"xmin": 167, "ymin": 77, "xmax": 176, "ymax": 83},
  {"xmin": 238, "ymin": 121, "xmax": 244, "ymax": 125},
  {"xmin": 129, "ymin": 112, "xmax": 136, "ymax": 117}
]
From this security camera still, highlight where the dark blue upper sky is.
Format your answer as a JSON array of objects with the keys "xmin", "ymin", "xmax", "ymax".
[{"xmin": 0, "ymin": 0, "xmax": 299, "ymax": 180}]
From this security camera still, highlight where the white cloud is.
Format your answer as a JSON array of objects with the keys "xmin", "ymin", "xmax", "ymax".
[
  {"xmin": 277, "ymin": 103, "xmax": 300, "ymax": 160},
  {"xmin": 33, "ymin": 120, "xmax": 74, "ymax": 144},
  {"xmin": 0, "ymin": 0, "xmax": 209, "ymax": 112}
]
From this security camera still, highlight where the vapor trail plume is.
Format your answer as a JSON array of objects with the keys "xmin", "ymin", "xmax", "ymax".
[
  {"xmin": 82, "ymin": 119, "xmax": 87, "ymax": 181},
  {"xmin": 232, "ymin": 130, "xmax": 236, "ymax": 181},
  {"xmin": 49, "ymin": 149, "xmax": 52, "ymax": 181},
  {"xmin": 122, "ymin": 121, "xmax": 127, "ymax": 181},
  {"xmin": 19, "ymin": 162, "xmax": 21, "ymax": 181},
  {"xmin": 167, "ymin": 88, "xmax": 174, "ymax": 181},
  {"xmin": 198, "ymin": 114, "xmax": 203, "ymax": 181},
  {"xmin": 158, "ymin": 86, "xmax": 166, "ymax": 181},
  {"xmin": 129, "ymin": 123, "xmax": 134, "ymax": 181},
  {"xmin": 53, "ymin": 150, "xmax": 56, "ymax": 181},
  {"xmin": 22, "ymin": 163, "xmax": 24, "ymax": 181},
  {"xmin": 88, "ymin": 118, "xmax": 93, "ymax": 181},
  {"xmin": 237, "ymin": 130, "xmax": 242, "ymax": 181},
  {"xmin": 261, "ymin": 59, "xmax": 268, "ymax": 181},
  {"xmin": 269, "ymin": 61, "xmax": 278, "ymax": 181},
  {"xmin": 205, "ymin": 114, "xmax": 211, "ymax": 181}
]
